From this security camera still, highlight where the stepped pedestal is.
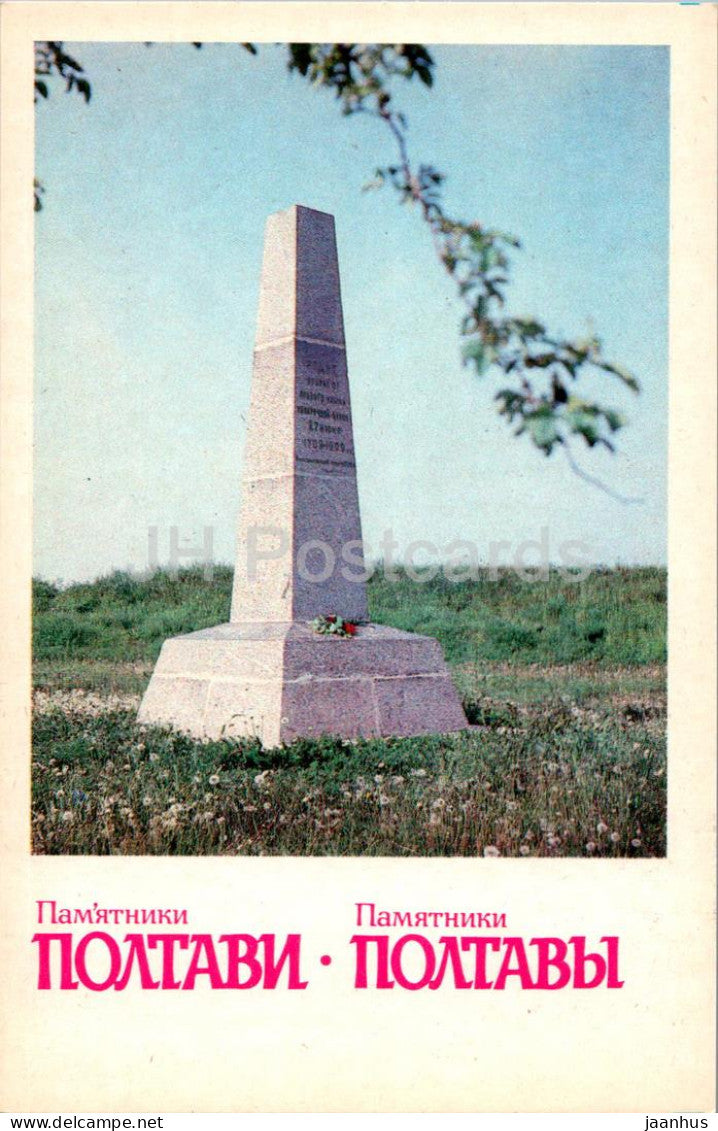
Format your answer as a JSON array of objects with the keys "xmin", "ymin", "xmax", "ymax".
[{"xmin": 138, "ymin": 205, "xmax": 468, "ymax": 747}]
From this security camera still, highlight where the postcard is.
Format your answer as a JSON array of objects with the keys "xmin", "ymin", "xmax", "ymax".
[{"xmin": 1, "ymin": 1, "xmax": 716, "ymax": 1114}]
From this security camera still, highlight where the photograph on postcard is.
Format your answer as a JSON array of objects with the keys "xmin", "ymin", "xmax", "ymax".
[{"xmin": 31, "ymin": 41, "xmax": 668, "ymax": 860}]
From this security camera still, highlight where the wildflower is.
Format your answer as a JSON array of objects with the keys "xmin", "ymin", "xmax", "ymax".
[
  {"xmin": 254, "ymin": 771, "xmax": 270, "ymax": 787},
  {"xmin": 610, "ymin": 831, "xmax": 620, "ymax": 843},
  {"xmin": 631, "ymin": 838, "xmax": 642, "ymax": 848},
  {"xmin": 61, "ymin": 810, "xmax": 74, "ymax": 823},
  {"xmin": 410, "ymin": 768, "xmax": 427, "ymax": 778},
  {"xmin": 585, "ymin": 841, "xmax": 597, "ymax": 853},
  {"xmin": 483, "ymin": 845, "xmax": 500, "ymax": 858},
  {"xmin": 597, "ymin": 821, "xmax": 608, "ymax": 835},
  {"xmin": 149, "ymin": 753, "xmax": 159, "ymax": 763},
  {"xmin": 519, "ymin": 845, "xmax": 531, "ymax": 856}
]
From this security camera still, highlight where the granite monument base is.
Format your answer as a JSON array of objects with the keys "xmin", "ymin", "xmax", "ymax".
[{"xmin": 137, "ymin": 621, "xmax": 468, "ymax": 748}]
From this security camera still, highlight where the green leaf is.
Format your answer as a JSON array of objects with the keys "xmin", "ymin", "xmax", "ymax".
[
  {"xmin": 462, "ymin": 337, "xmax": 488, "ymax": 372},
  {"xmin": 526, "ymin": 414, "xmax": 561, "ymax": 452},
  {"xmin": 510, "ymin": 318, "xmax": 545, "ymax": 340},
  {"xmin": 602, "ymin": 361, "xmax": 640, "ymax": 393},
  {"xmin": 603, "ymin": 410, "xmax": 625, "ymax": 432}
]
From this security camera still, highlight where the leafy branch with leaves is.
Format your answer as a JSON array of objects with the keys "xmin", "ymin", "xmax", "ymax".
[
  {"xmin": 284, "ymin": 44, "xmax": 641, "ymax": 493},
  {"xmin": 34, "ymin": 42, "xmax": 91, "ymax": 212}
]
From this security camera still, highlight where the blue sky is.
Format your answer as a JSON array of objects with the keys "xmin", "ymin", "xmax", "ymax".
[{"xmin": 34, "ymin": 43, "xmax": 669, "ymax": 583}]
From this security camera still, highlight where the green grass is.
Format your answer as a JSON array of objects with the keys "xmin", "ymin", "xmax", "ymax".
[
  {"xmin": 33, "ymin": 564, "xmax": 666, "ymax": 669},
  {"xmin": 33, "ymin": 567, "xmax": 233, "ymax": 665},
  {"xmin": 31, "ymin": 565, "xmax": 667, "ymax": 857},
  {"xmin": 32, "ymin": 699, "xmax": 664, "ymax": 857},
  {"xmin": 369, "ymin": 565, "xmax": 666, "ymax": 666}
]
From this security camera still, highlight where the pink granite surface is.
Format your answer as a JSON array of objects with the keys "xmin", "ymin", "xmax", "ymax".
[{"xmin": 138, "ymin": 620, "xmax": 468, "ymax": 746}]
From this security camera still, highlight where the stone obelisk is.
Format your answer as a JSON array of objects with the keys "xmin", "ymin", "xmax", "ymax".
[
  {"xmin": 138, "ymin": 205, "xmax": 467, "ymax": 747},
  {"xmin": 230, "ymin": 205, "xmax": 368, "ymax": 625}
]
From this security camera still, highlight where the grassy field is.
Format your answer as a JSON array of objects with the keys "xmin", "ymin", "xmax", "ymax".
[{"xmin": 32, "ymin": 565, "xmax": 667, "ymax": 857}]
